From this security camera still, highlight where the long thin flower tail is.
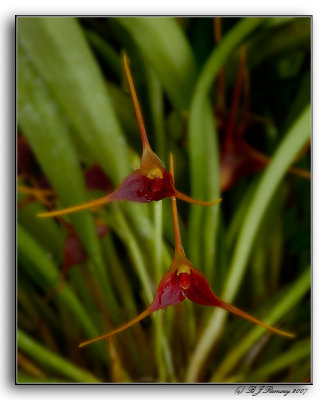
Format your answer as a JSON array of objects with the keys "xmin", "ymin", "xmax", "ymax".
[
  {"xmin": 217, "ymin": 299, "xmax": 295, "ymax": 338},
  {"xmin": 188, "ymin": 268, "xmax": 295, "ymax": 339},
  {"xmin": 244, "ymin": 143, "xmax": 311, "ymax": 180},
  {"xmin": 37, "ymin": 194, "xmax": 111, "ymax": 218},
  {"xmin": 17, "ymin": 185, "xmax": 56, "ymax": 207},
  {"xmin": 174, "ymin": 189, "xmax": 222, "ymax": 206},
  {"xmin": 124, "ymin": 54, "xmax": 222, "ymax": 206},
  {"xmin": 79, "ymin": 307, "xmax": 153, "ymax": 348},
  {"xmin": 123, "ymin": 53, "xmax": 150, "ymax": 151},
  {"xmin": 170, "ymin": 153, "xmax": 222, "ymax": 207}
]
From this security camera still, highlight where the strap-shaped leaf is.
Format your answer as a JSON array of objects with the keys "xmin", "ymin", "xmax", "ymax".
[
  {"xmin": 18, "ymin": 330, "xmax": 100, "ymax": 382},
  {"xmin": 17, "ymin": 17, "xmax": 130, "ymax": 184},
  {"xmin": 17, "ymin": 44, "xmax": 119, "ymax": 318}
]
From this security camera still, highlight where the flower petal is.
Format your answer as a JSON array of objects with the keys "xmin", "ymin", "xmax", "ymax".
[
  {"xmin": 186, "ymin": 268, "xmax": 221, "ymax": 306},
  {"xmin": 84, "ymin": 164, "xmax": 112, "ymax": 191},
  {"xmin": 151, "ymin": 269, "xmax": 185, "ymax": 310},
  {"xmin": 110, "ymin": 170, "xmax": 175, "ymax": 203},
  {"xmin": 220, "ymin": 146, "xmax": 264, "ymax": 191},
  {"xmin": 37, "ymin": 170, "xmax": 176, "ymax": 218},
  {"xmin": 186, "ymin": 268, "xmax": 294, "ymax": 338},
  {"xmin": 63, "ymin": 231, "xmax": 87, "ymax": 269}
]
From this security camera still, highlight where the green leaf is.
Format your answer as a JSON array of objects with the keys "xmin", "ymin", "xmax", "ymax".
[
  {"xmin": 17, "ymin": 41, "xmax": 120, "ymax": 318},
  {"xmin": 18, "ymin": 330, "xmax": 100, "ymax": 383},
  {"xmin": 18, "ymin": 201, "xmax": 63, "ymax": 258},
  {"xmin": 246, "ymin": 338, "xmax": 311, "ymax": 381},
  {"xmin": 17, "ymin": 17, "xmax": 131, "ymax": 183},
  {"xmin": 18, "ymin": 224, "xmax": 97, "ymax": 337}
]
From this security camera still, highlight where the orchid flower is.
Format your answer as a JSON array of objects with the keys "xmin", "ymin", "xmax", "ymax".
[
  {"xmin": 79, "ymin": 155, "xmax": 294, "ymax": 349},
  {"xmin": 17, "ymin": 184, "xmax": 56, "ymax": 208},
  {"xmin": 18, "ymin": 134, "xmax": 112, "ymax": 209},
  {"xmin": 44, "ymin": 217, "xmax": 109, "ymax": 302},
  {"xmin": 18, "ymin": 164, "xmax": 112, "ymax": 209},
  {"xmin": 84, "ymin": 164, "xmax": 112, "ymax": 192},
  {"xmin": 37, "ymin": 54, "xmax": 221, "ymax": 219},
  {"xmin": 219, "ymin": 49, "xmax": 311, "ymax": 191},
  {"xmin": 59, "ymin": 218, "xmax": 109, "ymax": 285}
]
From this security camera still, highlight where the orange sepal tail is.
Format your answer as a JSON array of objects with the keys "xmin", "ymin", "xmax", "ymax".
[
  {"xmin": 218, "ymin": 300, "xmax": 295, "ymax": 338},
  {"xmin": 79, "ymin": 307, "xmax": 153, "ymax": 348},
  {"xmin": 175, "ymin": 189, "xmax": 222, "ymax": 207},
  {"xmin": 37, "ymin": 194, "xmax": 111, "ymax": 218}
]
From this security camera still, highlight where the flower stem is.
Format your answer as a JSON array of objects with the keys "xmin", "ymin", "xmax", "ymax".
[{"xmin": 153, "ymin": 201, "xmax": 166, "ymax": 381}]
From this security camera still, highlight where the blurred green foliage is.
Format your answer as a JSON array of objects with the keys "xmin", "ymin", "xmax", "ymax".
[{"xmin": 17, "ymin": 16, "xmax": 311, "ymax": 383}]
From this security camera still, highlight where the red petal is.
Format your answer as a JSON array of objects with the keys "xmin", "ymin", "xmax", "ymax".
[
  {"xmin": 110, "ymin": 170, "xmax": 175, "ymax": 203},
  {"xmin": 186, "ymin": 267, "xmax": 294, "ymax": 338},
  {"xmin": 37, "ymin": 170, "xmax": 175, "ymax": 218},
  {"xmin": 220, "ymin": 143, "xmax": 264, "ymax": 191},
  {"xmin": 151, "ymin": 269, "xmax": 185, "ymax": 311},
  {"xmin": 95, "ymin": 223, "xmax": 109, "ymax": 238},
  {"xmin": 62, "ymin": 221, "xmax": 107, "ymax": 267},
  {"xmin": 84, "ymin": 164, "xmax": 112, "ymax": 192},
  {"xmin": 63, "ymin": 231, "xmax": 88, "ymax": 269},
  {"xmin": 185, "ymin": 268, "xmax": 222, "ymax": 307}
]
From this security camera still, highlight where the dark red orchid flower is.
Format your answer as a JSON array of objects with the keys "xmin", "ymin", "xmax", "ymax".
[
  {"xmin": 17, "ymin": 133, "xmax": 56, "ymax": 207},
  {"xmin": 44, "ymin": 218, "xmax": 109, "ymax": 302},
  {"xmin": 18, "ymin": 160, "xmax": 112, "ymax": 210},
  {"xmin": 219, "ymin": 49, "xmax": 311, "ymax": 191},
  {"xmin": 17, "ymin": 135, "xmax": 57, "ymax": 208},
  {"xmin": 17, "ymin": 183, "xmax": 57, "ymax": 209},
  {"xmin": 84, "ymin": 164, "xmax": 112, "ymax": 192},
  {"xmin": 79, "ymin": 155, "xmax": 294, "ymax": 349},
  {"xmin": 60, "ymin": 218, "xmax": 109, "ymax": 285},
  {"xmin": 37, "ymin": 54, "xmax": 221, "ymax": 219}
]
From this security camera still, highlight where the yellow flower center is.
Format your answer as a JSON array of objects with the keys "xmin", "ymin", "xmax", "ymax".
[
  {"xmin": 177, "ymin": 264, "xmax": 191, "ymax": 275},
  {"xmin": 146, "ymin": 167, "xmax": 163, "ymax": 179}
]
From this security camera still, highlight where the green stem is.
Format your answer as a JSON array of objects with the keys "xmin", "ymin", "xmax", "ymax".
[
  {"xmin": 101, "ymin": 234, "xmax": 138, "ymax": 319},
  {"xmin": 153, "ymin": 201, "xmax": 166, "ymax": 381},
  {"xmin": 110, "ymin": 207, "xmax": 153, "ymax": 303}
]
